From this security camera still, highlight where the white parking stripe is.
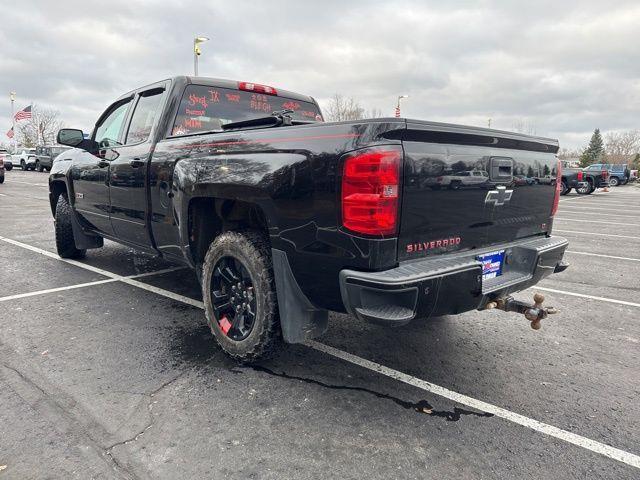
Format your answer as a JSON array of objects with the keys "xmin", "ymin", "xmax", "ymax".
[
  {"xmin": 565, "ymin": 251, "xmax": 640, "ymax": 262},
  {"xmin": 306, "ymin": 340, "xmax": 640, "ymax": 470},
  {"xmin": 536, "ymin": 287, "xmax": 640, "ymax": 308},
  {"xmin": 553, "ymin": 229, "xmax": 640, "ymax": 240},
  {"xmin": 561, "ymin": 199, "xmax": 640, "ymax": 208},
  {"xmin": 2, "ymin": 234, "xmax": 640, "ymax": 469},
  {"xmin": 559, "ymin": 205, "xmax": 640, "ymax": 213},
  {"xmin": 558, "ymin": 210, "xmax": 638, "ymax": 218},
  {"xmin": 555, "ymin": 218, "xmax": 640, "ymax": 226},
  {"xmin": 0, "ymin": 267, "xmax": 185, "ymax": 303}
]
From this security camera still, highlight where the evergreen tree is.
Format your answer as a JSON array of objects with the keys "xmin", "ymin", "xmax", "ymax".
[{"xmin": 579, "ymin": 128, "xmax": 605, "ymax": 167}]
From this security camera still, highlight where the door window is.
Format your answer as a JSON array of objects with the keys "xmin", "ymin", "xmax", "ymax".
[
  {"xmin": 125, "ymin": 89, "xmax": 165, "ymax": 144},
  {"xmin": 94, "ymin": 100, "xmax": 131, "ymax": 147}
]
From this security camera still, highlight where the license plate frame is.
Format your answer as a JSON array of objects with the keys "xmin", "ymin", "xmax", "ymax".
[{"xmin": 477, "ymin": 250, "xmax": 505, "ymax": 280}]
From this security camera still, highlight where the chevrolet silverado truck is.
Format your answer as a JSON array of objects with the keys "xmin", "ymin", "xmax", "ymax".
[{"xmin": 50, "ymin": 76, "xmax": 569, "ymax": 362}]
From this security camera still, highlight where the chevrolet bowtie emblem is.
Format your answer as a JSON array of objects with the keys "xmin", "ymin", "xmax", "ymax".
[{"xmin": 485, "ymin": 185, "xmax": 513, "ymax": 206}]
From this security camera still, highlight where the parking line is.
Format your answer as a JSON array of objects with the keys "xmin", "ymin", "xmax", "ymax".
[
  {"xmin": 305, "ymin": 340, "xmax": 640, "ymax": 470},
  {"xmin": 2, "ymin": 234, "xmax": 640, "ymax": 469},
  {"xmin": 559, "ymin": 205, "xmax": 640, "ymax": 213},
  {"xmin": 561, "ymin": 200, "xmax": 640, "ymax": 208},
  {"xmin": 555, "ymin": 218, "xmax": 640, "ymax": 226},
  {"xmin": 559, "ymin": 210, "xmax": 639, "ymax": 218},
  {"xmin": 554, "ymin": 229, "xmax": 640, "ymax": 240},
  {"xmin": 0, "ymin": 268, "xmax": 180, "ymax": 303},
  {"xmin": 565, "ymin": 251, "xmax": 640, "ymax": 262},
  {"xmin": 536, "ymin": 287, "xmax": 640, "ymax": 308}
]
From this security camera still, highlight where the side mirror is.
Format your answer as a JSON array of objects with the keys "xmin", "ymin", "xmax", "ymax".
[{"xmin": 57, "ymin": 128, "xmax": 85, "ymax": 147}]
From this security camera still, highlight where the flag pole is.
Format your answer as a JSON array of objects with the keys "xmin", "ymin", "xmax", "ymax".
[{"xmin": 10, "ymin": 92, "xmax": 16, "ymax": 152}]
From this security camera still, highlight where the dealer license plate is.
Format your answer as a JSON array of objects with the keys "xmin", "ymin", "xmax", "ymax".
[{"xmin": 477, "ymin": 250, "xmax": 505, "ymax": 280}]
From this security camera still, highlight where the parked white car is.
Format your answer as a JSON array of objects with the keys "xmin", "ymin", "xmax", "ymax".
[
  {"xmin": 431, "ymin": 170, "xmax": 490, "ymax": 190},
  {"xmin": 10, "ymin": 148, "xmax": 37, "ymax": 171}
]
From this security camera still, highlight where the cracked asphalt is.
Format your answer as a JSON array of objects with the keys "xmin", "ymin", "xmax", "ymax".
[{"xmin": 1, "ymin": 169, "xmax": 639, "ymax": 479}]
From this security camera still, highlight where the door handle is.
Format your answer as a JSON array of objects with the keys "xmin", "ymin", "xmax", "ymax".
[
  {"xmin": 129, "ymin": 158, "xmax": 145, "ymax": 168},
  {"xmin": 97, "ymin": 160, "xmax": 109, "ymax": 168}
]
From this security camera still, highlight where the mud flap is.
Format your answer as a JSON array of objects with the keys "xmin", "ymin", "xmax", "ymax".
[
  {"xmin": 271, "ymin": 249, "xmax": 328, "ymax": 343},
  {"xmin": 68, "ymin": 207, "xmax": 103, "ymax": 250}
]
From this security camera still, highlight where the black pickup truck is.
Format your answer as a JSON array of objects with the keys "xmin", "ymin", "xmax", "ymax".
[
  {"xmin": 50, "ymin": 76, "xmax": 568, "ymax": 362},
  {"xmin": 561, "ymin": 167, "xmax": 609, "ymax": 195}
]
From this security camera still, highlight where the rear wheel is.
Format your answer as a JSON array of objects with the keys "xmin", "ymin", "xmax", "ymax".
[
  {"xmin": 576, "ymin": 181, "xmax": 594, "ymax": 195},
  {"xmin": 5, "ymin": 164, "xmax": 12, "ymax": 171},
  {"xmin": 560, "ymin": 180, "xmax": 571, "ymax": 195},
  {"xmin": 449, "ymin": 180, "xmax": 461, "ymax": 190},
  {"xmin": 36, "ymin": 160, "xmax": 43, "ymax": 172},
  {"xmin": 0, "ymin": 175, "xmax": 4, "ymax": 184},
  {"xmin": 609, "ymin": 176, "xmax": 619, "ymax": 187},
  {"xmin": 20, "ymin": 160, "xmax": 27, "ymax": 170},
  {"xmin": 55, "ymin": 194, "xmax": 86, "ymax": 259},
  {"xmin": 202, "ymin": 230, "xmax": 281, "ymax": 363}
]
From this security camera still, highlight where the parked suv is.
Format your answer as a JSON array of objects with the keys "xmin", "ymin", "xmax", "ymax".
[
  {"xmin": 12, "ymin": 148, "xmax": 38, "ymax": 171},
  {"xmin": 35, "ymin": 145, "xmax": 71, "ymax": 172},
  {"xmin": 584, "ymin": 163, "xmax": 630, "ymax": 186}
]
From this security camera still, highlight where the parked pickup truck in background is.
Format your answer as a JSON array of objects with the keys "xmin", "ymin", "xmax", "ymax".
[
  {"xmin": 50, "ymin": 76, "xmax": 569, "ymax": 362},
  {"xmin": 584, "ymin": 163, "xmax": 630, "ymax": 187},
  {"xmin": 561, "ymin": 167, "xmax": 609, "ymax": 195}
]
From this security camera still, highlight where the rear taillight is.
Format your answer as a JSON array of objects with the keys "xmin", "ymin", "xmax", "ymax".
[
  {"xmin": 551, "ymin": 160, "xmax": 562, "ymax": 217},
  {"xmin": 238, "ymin": 82, "xmax": 278, "ymax": 96},
  {"xmin": 601, "ymin": 170, "xmax": 608, "ymax": 179},
  {"xmin": 577, "ymin": 171, "xmax": 583, "ymax": 182},
  {"xmin": 341, "ymin": 146, "xmax": 402, "ymax": 236}
]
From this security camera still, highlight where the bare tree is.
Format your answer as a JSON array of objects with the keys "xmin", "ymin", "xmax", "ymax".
[
  {"xmin": 511, "ymin": 119, "xmax": 537, "ymax": 136},
  {"xmin": 557, "ymin": 147, "xmax": 583, "ymax": 160},
  {"xmin": 604, "ymin": 130, "xmax": 640, "ymax": 164},
  {"xmin": 325, "ymin": 94, "xmax": 365, "ymax": 121},
  {"xmin": 364, "ymin": 107, "xmax": 384, "ymax": 119},
  {"xmin": 16, "ymin": 105, "xmax": 64, "ymax": 147}
]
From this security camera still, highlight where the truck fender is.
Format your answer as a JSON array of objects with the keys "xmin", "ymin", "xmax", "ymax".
[{"xmin": 271, "ymin": 249, "xmax": 328, "ymax": 343}]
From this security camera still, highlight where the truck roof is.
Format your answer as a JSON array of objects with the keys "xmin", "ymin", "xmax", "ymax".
[{"xmin": 118, "ymin": 76, "xmax": 317, "ymax": 104}]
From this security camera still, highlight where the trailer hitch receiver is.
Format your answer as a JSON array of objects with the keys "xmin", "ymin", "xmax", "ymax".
[{"xmin": 484, "ymin": 293, "xmax": 557, "ymax": 330}]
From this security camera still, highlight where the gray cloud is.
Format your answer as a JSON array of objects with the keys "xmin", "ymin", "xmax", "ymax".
[{"xmin": 1, "ymin": 0, "xmax": 638, "ymax": 148}]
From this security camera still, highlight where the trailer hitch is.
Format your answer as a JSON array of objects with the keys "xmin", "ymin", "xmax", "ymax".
[{"xmin": 484, "ymin": 293, "xmax": 557, "ymax": 330}]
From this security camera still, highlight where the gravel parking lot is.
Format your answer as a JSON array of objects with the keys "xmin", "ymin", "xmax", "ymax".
[{"xmin": 1, "ymin": 170, "xmax": 639, "ymax": 479}]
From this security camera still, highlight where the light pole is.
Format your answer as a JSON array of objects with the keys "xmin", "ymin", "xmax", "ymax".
[
  {"xmin": 10, "ymin": 91, "xmax": 16, "ymax": 151},
  {"xmin": 193, "ymin": 36, "xmax": 210, "ymax": 76},
  {"xmin": 395, "ymin": 95, "xmax": 408, "ymax": 118}
]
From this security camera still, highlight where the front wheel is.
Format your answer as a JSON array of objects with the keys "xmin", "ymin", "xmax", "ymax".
[
  {"xmin": 20, "ymin": 160, "xmax": 27, "ymax": 170},
  {"xmin": 55, "ymin": 195, "xmax": 86, "ymax": 259},
  {"xmin": 5, "ymin": 164, "xmax": 12, "ymax": 171},
  {"xmin": 609, "ymin": 176, "xmax": 619, "ymax": 187},
  {"xmin": 0, "ymin": 175, "xmax": 4, "ymax": 184},
  {"xmin": 560, "ymin": 181, "xmax": 571, "ymax": 195},
  {"xmin": 202, "ymin": 230, "xmax": 281, "ymax": 363},
  {"xmin": 36, "ymin": 161, "xmax": 43, "ymax": 172}
]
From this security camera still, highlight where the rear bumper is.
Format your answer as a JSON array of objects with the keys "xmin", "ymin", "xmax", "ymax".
[{"xmin": 339, "ymin": 235, "xmax": 568, "ymax": 325}]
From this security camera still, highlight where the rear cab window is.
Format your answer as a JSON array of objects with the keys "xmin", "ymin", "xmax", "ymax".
[{"xmin": 171, "ymin": 84, "xmax": 323, "ymax": 137}]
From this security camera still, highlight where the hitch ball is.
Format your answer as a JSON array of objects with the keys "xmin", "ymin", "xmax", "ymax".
[{"xmin": 485, "ymin": 292, "xmax": 557, "ymax": 330}]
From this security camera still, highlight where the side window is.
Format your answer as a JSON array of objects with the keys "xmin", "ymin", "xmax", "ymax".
[
  {"xmin": 94, "ymin": 100, "xmax": 132, "ymax": 147},
  {"xmin": 125, "ymin": 89, "xmax": 165, "ymax": 144}
]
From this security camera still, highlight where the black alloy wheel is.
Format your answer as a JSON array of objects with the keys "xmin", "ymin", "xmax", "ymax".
[{"xmin": 210, "ymin": 256, "xmax": 257, "ymax": 341}]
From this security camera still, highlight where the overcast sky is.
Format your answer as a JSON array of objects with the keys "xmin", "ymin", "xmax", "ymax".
[{"xmin": 1, "ymin": 0, "xmax": 638, "ymax": 150}]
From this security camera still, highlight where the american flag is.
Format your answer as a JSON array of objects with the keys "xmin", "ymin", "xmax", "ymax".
[
  {"xmin": 14, "ymin": 105, "xmax": 32, "ymax": 121},
  {"xmin": 6, "ymin": 127, "xmax": 14, "ymax": 139}
]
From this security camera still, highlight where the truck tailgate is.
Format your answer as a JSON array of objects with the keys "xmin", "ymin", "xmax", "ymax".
[{"xmin": 398, "ymin": 123, "xmax": 559, "ymax": 262}]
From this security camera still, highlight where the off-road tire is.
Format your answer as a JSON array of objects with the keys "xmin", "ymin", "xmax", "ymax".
[
  {"xmin": 202, "ymin": 230, "xmax": 281, "ymax": 363},
  {"xmin": 55, "ymin": 194, "xmax": 86, "ymax": 259}
]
